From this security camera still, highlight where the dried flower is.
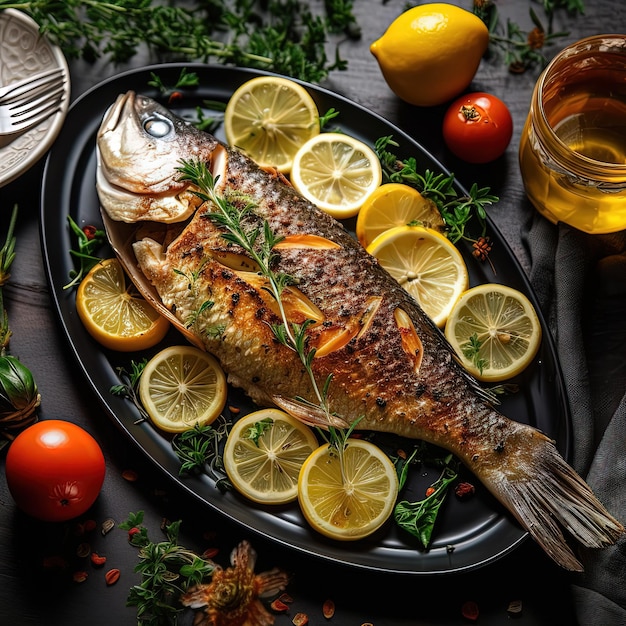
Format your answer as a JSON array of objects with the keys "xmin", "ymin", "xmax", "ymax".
[{"xmin": 527, "ymin": 26, "xmax": 545, "ymax": 50}]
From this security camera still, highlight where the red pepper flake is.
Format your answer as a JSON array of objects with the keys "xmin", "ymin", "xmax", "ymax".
[
  {"xmin": 270, "ymin": 598, "xmax": 290, "ymax": 613},
  {"xmin": 168, "ymin": 91, "xmax": 183, "ymax": 104},
  {"xmin": 454, "ymin": 482, "xmax": 476, "ymax": 500},
  {"xmin": 396, "ymin": 448, "xmax": 407, "ymax": 460},
  {"xmin": 292, "ymin": 614, "xmax": 309, "ymax": 626},
  {"xmin": 202, "ymin": 547, "xmax": 219, "ymax": 560},
  {"xmin": 229, "ymin": 405, "xmax": 241, "ymax": 415},
  {"xmin": 82, "ymin": 224, "xmax": 98, "ymax": 240},
  {"xmin": 461, "ymin": 600, "xmax": 479, "ymax": 622},
  {"xmin": 121, "ymin": 469, "xmax": 139, "ymax": 482},
  {"xmin": 73, "ymin": 570, "xmax": 89, "ymax": 583},
  {"xmin": 278, "ymin": 592, "xmax": 294, "ymax": 604},
  {"xmin": 507, "ymin": 599, "xmax": 523, "ymax": 616},
  {"xmin": 101, "ymin": 518, "xmax": 116, "ymax": 536},
  {"xmin": 90, "ymin": 552, "xmax": 107, "ymax": 567},
  {"xmin": 105, "ymin": 568, "xmax": 121, "ymax": 586},
  {"xmin": 323, "ymin": 599, "xmax": 335, "ymax": 619},
  {"xmin": 76, "ymin": 542, "xmax": 91, "ymax": 558},
  {"xmin": 425, "ymin": 486, "xmax": 436, "ymax": 497}
]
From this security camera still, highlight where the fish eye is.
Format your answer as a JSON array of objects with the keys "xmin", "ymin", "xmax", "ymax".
[{"xmin": 143, "ymin": 115, "xmax": 173, "ymax": 138}]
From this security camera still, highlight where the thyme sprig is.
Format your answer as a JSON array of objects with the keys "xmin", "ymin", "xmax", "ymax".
[
  {"xmin": 120, "ymin": 512, "xmax": 214, "ymax": 626},
  {"xmin": 110, "ymin": 359, "xmax": 150, "ymax": 423},
  {"xmin": 0, "ymin": 0, "xmax": 357, "ymax": 83},
  {"xmin": 473, "ymin": 0, "xmax": 585, "ymax": 73},
  {"xmin": 375, "ymin": 136, "xmax": 498, "ymax": 245},
  {"xmin": 172, "ymin": 420, "xmax": 231, "ymax": 491}
]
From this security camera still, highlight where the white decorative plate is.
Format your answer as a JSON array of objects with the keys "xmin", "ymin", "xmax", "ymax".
[{"xmin": 0, "ymin": 8, "xmax": 70, "ymax": 187}]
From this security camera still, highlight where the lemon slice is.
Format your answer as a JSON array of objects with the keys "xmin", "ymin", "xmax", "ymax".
[
  {"xmin": 224, "ymin": 409, "xmax": 319, "ymax": 505},
  {"xmin": 290, "ymin": 133, "xmax": 383, "ymax": 219},
  {"xmin": 444, "ymin": 283, "xmax": 543, "ymax": 382},
  {"xmin": 298, "ymin": 439, "xmax": 398, "ymax": 541},
  {"xmin": 356, "ymin": 182, "xmax": 445, "ymax": 248},
  {"xmin": 76, "ymin": 258, "xmax": 170, "ymax": 352},
  {"xmin": 224, "ymin": 76, "xmax": 320, "ymax": 173},
  {"xmin": 366, "ymin": 226, "xmax": 469, "ymax": 327},
  {"xmin": 139, "ymin": 345, "xmax": 228, "ymax": 433}
]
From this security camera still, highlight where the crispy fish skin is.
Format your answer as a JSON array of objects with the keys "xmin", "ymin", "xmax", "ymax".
[{"xmin": 97, "ymin": 91, "xmax": 624, "ymax": 571}]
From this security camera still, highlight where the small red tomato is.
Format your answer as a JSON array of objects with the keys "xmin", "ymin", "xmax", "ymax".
[
  {"xmin": 442, "ymin": 92, "xmax": 513, "ymax": 164},
  {"xmin": 5, "ymin": 420, "xmax": 106, "ymax": 522}
]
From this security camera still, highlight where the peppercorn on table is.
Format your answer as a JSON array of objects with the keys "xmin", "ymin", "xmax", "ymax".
[{"xmin": 1, "ymin": 1, "xmax": 625, "ymax": 625}]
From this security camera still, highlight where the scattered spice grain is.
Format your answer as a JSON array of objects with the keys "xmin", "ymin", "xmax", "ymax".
[
  {"xmin": 105, "ymin": 568, "xmax": 121, "ymax": 586},
  {"xmin": 101, "ymin": 518, "xmax": 116, "ymax": 536},
  {"xmin": 461, "ymin": 600, "xmax": 479, "ymax": 621},
  {"xmin": 323, "ymin": 598, "xmax": 335, "ymax": 619}
]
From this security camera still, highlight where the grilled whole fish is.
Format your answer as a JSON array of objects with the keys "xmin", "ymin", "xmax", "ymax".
[{"xmin": 96, "ymin": 91, "xmax": 624, "ymax": 571}]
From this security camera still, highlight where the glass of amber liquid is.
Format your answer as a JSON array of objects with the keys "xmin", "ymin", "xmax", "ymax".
[{"xmin": 519, "ymin": 35, "xmax": 626, "ymax": 234}]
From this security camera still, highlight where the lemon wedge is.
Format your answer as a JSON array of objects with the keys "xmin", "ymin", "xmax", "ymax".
[
  {"xmin": 139, "ymin": 345, "xmax": 227, "ymax": 433},
  {"xmin": 76, "ymin": 258, "xmax": 170, "ymax": 352},
  {"xmin": 290, "ymin": 133, "xmax": 383, "ymax": 219},
  {"xmin": 224, "ymin": 409, "xmax": 319, "ymax": 505},
  {"xmin": 445, "ymin": 283, "xmax": 542, "ymax": 382},
  {"xmin": 224, "ymin": 75, "xmax": 320, "ymax": 173},
  {"xmin": 366, "ymin": 226, "xmax": 469, "ymax": 327},
  {"xmin": 298, "ymin": 439, "xmax": 398, "ymax": 541}
]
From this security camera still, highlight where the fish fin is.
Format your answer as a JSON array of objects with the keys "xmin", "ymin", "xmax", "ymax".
[
  {"xmin": 486, "ymin": 428, "xmax": 624, "ymax": 571},
  {"xmin": 272, "ymin": 395, "xmax": 350, "ymax": 430}
]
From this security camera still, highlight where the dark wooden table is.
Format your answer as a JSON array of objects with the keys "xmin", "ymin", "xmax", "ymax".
[{"xmin": 1, "ymin": 2, "xmax": 623, "ymax": 624}]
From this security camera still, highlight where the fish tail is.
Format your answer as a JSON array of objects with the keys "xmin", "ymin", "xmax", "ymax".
[{"xmin": 484, "ymin": 429, "xmax": 624, "ymax": 571}]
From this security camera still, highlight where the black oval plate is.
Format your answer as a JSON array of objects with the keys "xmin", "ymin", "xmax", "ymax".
[{"xmin": 40, "ymin": 63, "xmax": 571, "ymax": 575}]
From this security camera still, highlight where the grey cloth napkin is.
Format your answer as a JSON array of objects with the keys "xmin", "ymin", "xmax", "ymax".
[{"xmin": 526, "ymin": 213, "xmax": 626, "ymax": 625}]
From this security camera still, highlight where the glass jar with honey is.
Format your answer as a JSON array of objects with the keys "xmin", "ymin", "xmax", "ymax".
[{"xmin": 519, "ymin": 35, "xmax": 626, "ymax": 234}]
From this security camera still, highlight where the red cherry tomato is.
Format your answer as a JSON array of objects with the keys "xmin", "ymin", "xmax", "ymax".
[
  {"xmin": 5, "ymin": 420, "xmax": 106, "ymax": 522},
  {"xmin": 442, "ymin": 92, "xmax": 513, "ymax": 164}
]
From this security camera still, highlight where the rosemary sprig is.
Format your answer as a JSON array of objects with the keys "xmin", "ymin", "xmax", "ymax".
[
  {"xmin": 375, "ymin": 136, "xmax": 498, "ymax": 245},
  {"xmin": 120, "ymin": 512, "xmax": 214, "ymax": 626},
  {"xmin": 177, "ymin": 161, "xmax": 333, "ymax": 416},
  {"xmin": 176, "ymin": 160, "xmax": 355, "ymax": 466},
  {"xmin": 0, "ymin": 0, "xmax": 357, "ymax": 83}
]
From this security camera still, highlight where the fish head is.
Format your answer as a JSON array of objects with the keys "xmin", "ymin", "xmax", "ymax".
[{"xmin": 96, "ymin": 91, "xmax": 218, "ymax": 223}]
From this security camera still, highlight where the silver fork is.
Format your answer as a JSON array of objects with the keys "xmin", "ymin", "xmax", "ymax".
[
  {"xmin": 0, "ymin": 81, "xmax": 66, "ymax": 136},
  {"xmin": 0, "ymin": 67, "xmax": 65, "ymax": 105}
]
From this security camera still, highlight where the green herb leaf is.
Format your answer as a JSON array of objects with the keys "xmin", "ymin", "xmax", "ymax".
[{"xmin": 394, "ymin": 460, "xmax": 458, "ymax": 548}]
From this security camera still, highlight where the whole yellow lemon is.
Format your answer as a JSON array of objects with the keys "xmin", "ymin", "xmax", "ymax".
[{"xmin": 370, "ymin": 3, "xmax": 490, "ymax": 107}]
